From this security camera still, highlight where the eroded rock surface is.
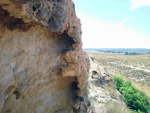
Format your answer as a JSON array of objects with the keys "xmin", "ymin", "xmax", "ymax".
[
  {"xmin": 87, "ymin": 55, "xmax": 129, "ymax": 113},
  {"xmin": 0, "ymin": 0, "xmax": 90, "ymax": 113}
]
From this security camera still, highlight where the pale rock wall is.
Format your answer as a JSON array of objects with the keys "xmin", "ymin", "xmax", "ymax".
[
  {"xmin": 87, "ymin": 55, "xmax": 128, "ymax": 113},
  {"xmin": 0, "ymin": 0, "xmax": 90, "ymax": 113}
]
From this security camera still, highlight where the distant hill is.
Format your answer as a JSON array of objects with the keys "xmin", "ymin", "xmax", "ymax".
[{"xmin": 84, "ymin": 48, "xmax": 150, "ymax": 55}]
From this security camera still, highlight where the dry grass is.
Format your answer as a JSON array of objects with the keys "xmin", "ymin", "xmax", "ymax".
[{"xmin": 87, "ymin": 51, "xmax": 150, "ymax": 97}]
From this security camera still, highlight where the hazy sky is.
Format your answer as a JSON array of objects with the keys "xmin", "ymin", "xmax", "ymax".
[{"xmin": 73, "ymin": 0, "xmax": 150, "ymax": 48}]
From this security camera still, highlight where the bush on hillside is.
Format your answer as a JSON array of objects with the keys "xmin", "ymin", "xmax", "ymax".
[
  {"xmin": 113, "ymin": 75, "xmax": 150, "ymax": 113},
  {"xmin": 113, "ymin": 75, "xmax": 124, "ymax": 90}
]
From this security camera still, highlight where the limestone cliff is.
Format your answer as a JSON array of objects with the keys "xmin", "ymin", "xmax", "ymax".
[{"xmin": 0, "ymin": 0, "xmax": 90, "ymax": 113}]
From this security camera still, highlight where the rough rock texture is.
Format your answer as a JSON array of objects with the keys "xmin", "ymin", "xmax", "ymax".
[
  {"xmin": 87, "ymin": 55, "xmax": 128, "ymax": 113},
  {"xmin": 0, "ymin": 0, "xmax": 90, "ymax": 113}
]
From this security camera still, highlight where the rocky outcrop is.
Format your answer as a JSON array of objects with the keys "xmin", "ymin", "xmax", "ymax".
[
  {"xmin": 0, "ymin": 0, "xmax": 90, "ymax": 113},
  {"xmin": 87, "ymin": 55, "xmax": 129, "ymax": 113}
]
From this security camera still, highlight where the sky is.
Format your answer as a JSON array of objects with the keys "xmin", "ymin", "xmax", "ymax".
[{"xmin": 72, "ymin": 0, "xmax": 150, "ymax": 48}]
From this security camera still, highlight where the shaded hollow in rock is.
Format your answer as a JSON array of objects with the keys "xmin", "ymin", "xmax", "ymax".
[
  {"xmin": 70, "ymin": 82, "xmax": 79, "ymax": 99},
  {"xmin": 13, "ymin": 91, "xmax": 21, "ymax": 100},
  {"xmin": 0, "ymin": 6, "xmax": 33, "ymax": 31},
  {"xmin": 92, "ymin": 70, "xmax": 98, "ymax": 75},
  {"xmin": 3, "ymin": 85, "xmax": 22, "ymax": 101},
  {"xmin": 58, "ymin": 31, "xmax": 76, "ymax": 53}
]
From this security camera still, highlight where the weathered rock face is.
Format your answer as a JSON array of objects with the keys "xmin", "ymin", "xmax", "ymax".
[
  {"xmin": 87, "ymin": 55, "xmax": 129, "ymax": 113},
  {"xmin": 0, "ymin": 0, "xmax": 90, "ymax": 113}
]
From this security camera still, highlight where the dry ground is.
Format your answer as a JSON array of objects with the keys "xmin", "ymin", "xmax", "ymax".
[{"xmin": 87, "ymin": 51, "xmax": 150, "ymax": 97}]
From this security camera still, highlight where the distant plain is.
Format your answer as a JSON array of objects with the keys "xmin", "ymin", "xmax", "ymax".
[{"xmin": 87, "ymin": 49, "xmax": 150, "ymax": 97}]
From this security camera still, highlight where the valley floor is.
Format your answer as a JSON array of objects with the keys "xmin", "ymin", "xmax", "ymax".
[{"xmin": 87, "ymin": 51, "xmax": 150, "ymax": 97}]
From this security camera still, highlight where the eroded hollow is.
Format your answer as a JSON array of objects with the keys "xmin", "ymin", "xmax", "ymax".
[
  {"xmin": 0, "ymin": 6, "xmax": 33, "ymax": 31},
  {"xmin": 70, "ymin": 82, "xmax": 79, "ymax": 99},
  {"xmin": 13, "ymin": 90, "xmax": 21, "ymax": 99},
  {"xmin": 92, "ymin": 70, "xmax": 98, "ymax": 75},
  {"xmin": 58, "ymin": 31, "xmax": 76, "ymax": 53},
  {"xmin": 32, "ymin": 3, "xmax": 41, "ymax": 12},
  {"xmin": 4, "ymin": 85, "xmax": 22, "ymax": 100}
]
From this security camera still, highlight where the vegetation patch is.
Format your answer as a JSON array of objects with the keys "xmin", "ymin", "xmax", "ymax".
[{"xmin": 113, "ymin": 75, "xmax": 150, "ymax": 113}]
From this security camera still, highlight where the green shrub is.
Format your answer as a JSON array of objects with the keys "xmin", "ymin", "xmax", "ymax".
[
  {"xmin": 113, "ymin": 75, "xmax": 124, "ymax": 90},
  {"xmin": 113, "ymin": 75, "xmax": 150, "ymax": 113}
]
